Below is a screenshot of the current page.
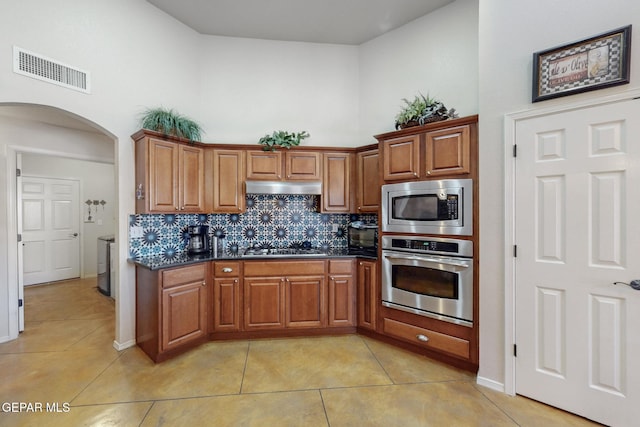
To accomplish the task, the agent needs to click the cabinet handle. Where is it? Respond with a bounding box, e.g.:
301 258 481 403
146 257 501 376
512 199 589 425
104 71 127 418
175 206 179 210
416 334 429 342
180 206 185 210
413 172 418 177
201 281 206 287
222 267 233 273
426 171 431 175
233 279 238 283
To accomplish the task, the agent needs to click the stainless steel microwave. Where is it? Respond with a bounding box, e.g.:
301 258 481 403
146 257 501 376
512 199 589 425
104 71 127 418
381 179 473 235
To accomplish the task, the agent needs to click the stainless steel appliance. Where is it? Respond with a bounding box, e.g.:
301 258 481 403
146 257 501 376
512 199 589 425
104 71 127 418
381 235 473 326
97 235 115 298
187 225 210 255
381 179 473 235
347 223 378 257
243 242 326 258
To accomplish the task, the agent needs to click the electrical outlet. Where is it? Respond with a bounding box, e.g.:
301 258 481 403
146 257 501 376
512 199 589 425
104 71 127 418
130 226 143 238
331 224 339 232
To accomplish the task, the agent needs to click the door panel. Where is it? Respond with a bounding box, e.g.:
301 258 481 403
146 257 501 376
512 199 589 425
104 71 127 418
21 177 80 285
514 98 640 425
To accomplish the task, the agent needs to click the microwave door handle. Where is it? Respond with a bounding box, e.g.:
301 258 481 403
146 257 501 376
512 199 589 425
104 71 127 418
384 254 470 268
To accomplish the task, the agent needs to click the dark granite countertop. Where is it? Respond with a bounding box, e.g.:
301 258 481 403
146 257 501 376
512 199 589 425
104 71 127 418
130 249 375 271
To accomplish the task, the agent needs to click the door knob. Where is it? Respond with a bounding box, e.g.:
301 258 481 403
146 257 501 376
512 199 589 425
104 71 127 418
614 280 640 290
70 233 78 237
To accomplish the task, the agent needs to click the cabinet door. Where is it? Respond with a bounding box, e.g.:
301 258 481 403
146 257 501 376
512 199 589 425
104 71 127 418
148 138 179 212
178 145 205 212
322 152 352 213
356 149 380 213
213 277 241 332
328 275 355 327
246 150 282 180
161 280 207 351
357 260 378 331
285 152 321 180
424 125 470 177
211 149 245 213
285 275 325 328
244 277 285 330
382 135 420 181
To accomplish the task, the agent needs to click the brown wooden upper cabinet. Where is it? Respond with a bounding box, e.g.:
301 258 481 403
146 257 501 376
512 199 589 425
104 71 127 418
381 134 421 181
246 150 321 181
134 135 205 214
207 149 245 213
377 116 477 182
322 152 353 213
424 125 471 178
356 148 380 212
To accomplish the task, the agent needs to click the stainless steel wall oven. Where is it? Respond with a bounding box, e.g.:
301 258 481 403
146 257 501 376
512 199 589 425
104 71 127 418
381 235 473 327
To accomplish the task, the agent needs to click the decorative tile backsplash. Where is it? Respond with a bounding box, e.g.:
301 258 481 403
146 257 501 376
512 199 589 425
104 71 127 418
129 194 377 260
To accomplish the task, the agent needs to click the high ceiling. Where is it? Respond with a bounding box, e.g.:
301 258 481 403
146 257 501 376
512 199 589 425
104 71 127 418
146 0 454 45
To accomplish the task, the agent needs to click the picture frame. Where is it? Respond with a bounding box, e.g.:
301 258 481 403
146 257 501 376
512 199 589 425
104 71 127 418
532 25 631 102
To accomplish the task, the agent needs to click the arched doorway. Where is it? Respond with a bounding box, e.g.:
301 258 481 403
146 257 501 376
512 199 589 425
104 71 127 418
0 103 119 344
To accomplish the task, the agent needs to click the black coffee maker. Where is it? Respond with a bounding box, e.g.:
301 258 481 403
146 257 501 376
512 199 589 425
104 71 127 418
187 225 210 255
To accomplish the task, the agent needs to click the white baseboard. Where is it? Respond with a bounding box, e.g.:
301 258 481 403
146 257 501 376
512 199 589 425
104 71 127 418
476 376 505 393
113 339 135 351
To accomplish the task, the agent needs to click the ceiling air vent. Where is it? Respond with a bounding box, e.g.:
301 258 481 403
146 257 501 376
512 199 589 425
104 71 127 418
13 46 90 94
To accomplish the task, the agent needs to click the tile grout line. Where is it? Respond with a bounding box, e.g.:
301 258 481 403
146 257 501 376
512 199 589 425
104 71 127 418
67 347 131 406
238 340 251 394
359 335 396 385
138 400 156 427
318 389 331 427
471 384 521 426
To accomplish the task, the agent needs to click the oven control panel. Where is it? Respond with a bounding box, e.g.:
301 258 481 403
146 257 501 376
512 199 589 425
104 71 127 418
382 235 473 258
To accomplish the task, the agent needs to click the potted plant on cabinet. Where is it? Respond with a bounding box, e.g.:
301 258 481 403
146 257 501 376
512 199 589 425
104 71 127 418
258 130 310 151
394 94 458 130
139 107 203 143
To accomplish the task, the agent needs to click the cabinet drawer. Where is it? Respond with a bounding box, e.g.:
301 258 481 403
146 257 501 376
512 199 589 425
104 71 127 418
244 260 325 276
328 259 353 275
214 261 241 277
162 264 207 289
383 318 470 359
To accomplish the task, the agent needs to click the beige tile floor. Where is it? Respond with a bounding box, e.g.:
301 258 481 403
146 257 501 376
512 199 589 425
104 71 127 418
0 278 600 426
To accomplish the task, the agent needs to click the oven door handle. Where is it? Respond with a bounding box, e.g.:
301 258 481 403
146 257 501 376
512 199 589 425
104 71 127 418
383 253 471 268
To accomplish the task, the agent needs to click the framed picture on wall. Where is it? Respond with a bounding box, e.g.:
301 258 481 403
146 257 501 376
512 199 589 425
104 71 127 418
532 25 632 102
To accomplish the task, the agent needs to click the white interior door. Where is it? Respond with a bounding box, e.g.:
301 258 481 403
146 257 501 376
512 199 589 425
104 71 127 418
514 97 640 425
21 176 80 286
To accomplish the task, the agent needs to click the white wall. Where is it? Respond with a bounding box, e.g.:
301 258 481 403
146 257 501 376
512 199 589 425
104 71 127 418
21 153 116 278
197 36 360 147
0 0 202 345
477 0 640 386
358 0 479 143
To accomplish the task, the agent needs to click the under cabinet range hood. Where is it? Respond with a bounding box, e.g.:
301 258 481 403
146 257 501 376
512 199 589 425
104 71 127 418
245 180 322 195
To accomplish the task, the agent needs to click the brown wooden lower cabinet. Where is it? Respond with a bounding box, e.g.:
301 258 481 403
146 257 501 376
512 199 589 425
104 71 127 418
136 263 209 362
244 277 285 329
285 275 325 328
243 260 326 330
328 259 356 327
357 259 377 331
212 261 242 332
137 257 475 370
383 318 470 360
